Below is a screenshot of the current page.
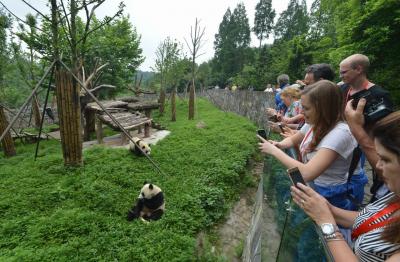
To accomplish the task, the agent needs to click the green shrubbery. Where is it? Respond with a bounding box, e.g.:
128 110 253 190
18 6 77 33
0 99 258 261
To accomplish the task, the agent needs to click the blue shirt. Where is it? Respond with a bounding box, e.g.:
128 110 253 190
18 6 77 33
275 83 290 114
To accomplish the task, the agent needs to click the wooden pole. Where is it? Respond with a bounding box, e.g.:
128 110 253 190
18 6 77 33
83 108 95 141
0 106 16 157
95 115 103 144
144 109 151 138
55 69 82 166
188 82 195 120
171 87 176 122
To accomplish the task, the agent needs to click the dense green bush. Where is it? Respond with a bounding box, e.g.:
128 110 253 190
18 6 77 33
0 98 258 261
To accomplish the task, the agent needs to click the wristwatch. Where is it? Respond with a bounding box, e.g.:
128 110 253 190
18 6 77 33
320 223 339 236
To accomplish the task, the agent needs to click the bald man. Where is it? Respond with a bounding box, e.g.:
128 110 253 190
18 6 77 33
340 54 393 202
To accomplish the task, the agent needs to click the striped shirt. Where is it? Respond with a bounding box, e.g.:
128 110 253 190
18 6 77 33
353 192 400 261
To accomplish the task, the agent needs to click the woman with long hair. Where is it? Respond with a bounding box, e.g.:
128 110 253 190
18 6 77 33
291 111 400 261
258 80 357 210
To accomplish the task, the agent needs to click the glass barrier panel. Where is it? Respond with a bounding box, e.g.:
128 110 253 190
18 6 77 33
263 151 334 261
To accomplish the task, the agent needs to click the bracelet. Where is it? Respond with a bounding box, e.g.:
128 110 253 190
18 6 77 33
324 231 344 241
326 238 345 242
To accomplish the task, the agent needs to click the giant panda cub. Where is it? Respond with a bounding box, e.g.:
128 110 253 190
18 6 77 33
127 182 165 221
129 137 151 156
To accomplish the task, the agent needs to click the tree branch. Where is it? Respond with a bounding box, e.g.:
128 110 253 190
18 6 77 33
0 1 43 32
76 2 124 45
21 0 51 22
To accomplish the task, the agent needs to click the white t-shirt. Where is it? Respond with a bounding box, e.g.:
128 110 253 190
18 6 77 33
299 122 357 187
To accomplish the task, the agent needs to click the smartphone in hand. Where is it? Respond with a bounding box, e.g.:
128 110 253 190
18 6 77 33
278 123 285 133
287 167 306 188
257 129 267 139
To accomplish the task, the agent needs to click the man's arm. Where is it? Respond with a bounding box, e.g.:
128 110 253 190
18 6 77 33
344 98 381 174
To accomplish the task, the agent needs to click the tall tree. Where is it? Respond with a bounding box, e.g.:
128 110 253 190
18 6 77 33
153 37 182 116
253 0 276 48
85 15 144 94
185 18 205 120
274 0 309 41
214 3 251 85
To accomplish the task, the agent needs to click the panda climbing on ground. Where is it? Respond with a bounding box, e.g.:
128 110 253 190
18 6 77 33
127 182 165 222
129 137 151 156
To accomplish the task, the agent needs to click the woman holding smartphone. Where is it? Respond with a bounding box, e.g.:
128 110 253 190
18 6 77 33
291 112 400 261
258 80 357 211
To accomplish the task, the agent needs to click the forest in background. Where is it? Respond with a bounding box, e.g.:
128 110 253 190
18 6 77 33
208 0 400 106
0 0 399 107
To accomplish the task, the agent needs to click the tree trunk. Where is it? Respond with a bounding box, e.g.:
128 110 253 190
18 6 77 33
55 69 82 166
51 93 57 108
32 94 42 128
0 106 16 157
159 88 166 115
171 87 176 121
83 108 95 141
188 82 195 120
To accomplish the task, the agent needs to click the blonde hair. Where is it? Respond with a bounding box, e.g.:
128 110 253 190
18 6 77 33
280 86 301 99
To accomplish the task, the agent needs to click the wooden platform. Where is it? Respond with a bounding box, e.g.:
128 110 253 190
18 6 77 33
96 111 152 144
86 100 128 113
85 99 160 143
97 112 151 131
127 101 159 111
11 130 49 144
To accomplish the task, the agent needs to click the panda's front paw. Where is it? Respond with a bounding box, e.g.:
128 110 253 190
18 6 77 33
127 209 139 221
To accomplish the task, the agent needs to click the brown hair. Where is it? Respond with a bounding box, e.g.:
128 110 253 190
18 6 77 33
301 80 344 151
372 111 400 244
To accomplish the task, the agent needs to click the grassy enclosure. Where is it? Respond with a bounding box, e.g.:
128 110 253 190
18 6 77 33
0 99 259 261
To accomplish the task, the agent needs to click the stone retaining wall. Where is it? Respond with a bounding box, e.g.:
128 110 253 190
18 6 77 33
199 89 276 129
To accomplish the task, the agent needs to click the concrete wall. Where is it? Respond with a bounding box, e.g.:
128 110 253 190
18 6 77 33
199 89 276 130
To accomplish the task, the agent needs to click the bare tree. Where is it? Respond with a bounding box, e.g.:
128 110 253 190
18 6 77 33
153 38 181 116
126 74 155 97
185 18 205 120
153 41 166 115
80 61 115 141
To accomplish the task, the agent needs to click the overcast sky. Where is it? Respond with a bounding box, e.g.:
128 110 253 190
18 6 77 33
2 0 312 71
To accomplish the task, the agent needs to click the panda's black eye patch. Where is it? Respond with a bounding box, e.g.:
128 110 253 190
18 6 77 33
141 192 145 197
142 146 145 149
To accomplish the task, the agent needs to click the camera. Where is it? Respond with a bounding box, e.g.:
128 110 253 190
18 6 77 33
350 89 393 124
257 129 268 139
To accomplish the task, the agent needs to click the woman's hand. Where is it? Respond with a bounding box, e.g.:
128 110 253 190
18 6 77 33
281 126 297 138
266 108 277 117
291 183 335 225
257 135 281 155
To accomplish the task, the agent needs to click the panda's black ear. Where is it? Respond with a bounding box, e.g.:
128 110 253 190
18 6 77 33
149 184 153 190
143 181 147 185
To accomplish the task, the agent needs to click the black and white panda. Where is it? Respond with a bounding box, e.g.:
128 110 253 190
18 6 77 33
127 182 165 221
129 137 151 156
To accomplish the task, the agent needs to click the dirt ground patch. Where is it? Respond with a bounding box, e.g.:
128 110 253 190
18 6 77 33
195 160 278 261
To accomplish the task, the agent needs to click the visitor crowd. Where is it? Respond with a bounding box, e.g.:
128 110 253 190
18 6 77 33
258 54 400 261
